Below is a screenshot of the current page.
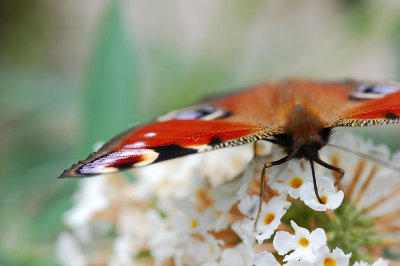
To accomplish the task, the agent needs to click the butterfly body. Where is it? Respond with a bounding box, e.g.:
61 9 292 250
60 80 400 178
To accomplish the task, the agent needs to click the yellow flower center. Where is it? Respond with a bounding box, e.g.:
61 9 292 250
190 219 198 229
324 257 336 266
289 176 303 188
320 195 328 204
209 244 214 254
263 213 275 225
298 237 309 247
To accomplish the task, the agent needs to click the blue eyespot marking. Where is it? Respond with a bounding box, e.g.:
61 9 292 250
351 81 400 99
174 106 216 120
157 105 232 122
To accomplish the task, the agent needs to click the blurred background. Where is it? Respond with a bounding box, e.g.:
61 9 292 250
1 0 400 264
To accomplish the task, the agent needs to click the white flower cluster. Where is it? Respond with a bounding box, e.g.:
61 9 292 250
56 132 400 266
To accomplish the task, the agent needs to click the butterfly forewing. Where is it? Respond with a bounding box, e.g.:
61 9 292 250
334 90 400 126
60 80 400 178
60 119 281 177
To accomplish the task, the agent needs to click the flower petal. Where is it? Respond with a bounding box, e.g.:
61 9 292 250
238 194 259 218
284 247 315 262
251 251 280 266
300 177 344 211
290 220 311 238
308 228 327 250
273 231 297 255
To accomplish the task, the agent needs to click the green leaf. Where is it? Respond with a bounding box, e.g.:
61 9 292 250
81 0 141 154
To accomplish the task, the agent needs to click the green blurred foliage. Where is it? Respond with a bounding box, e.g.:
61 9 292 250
1 0 400 264
81 0 141 154
0 0 141 264
0 67 78 264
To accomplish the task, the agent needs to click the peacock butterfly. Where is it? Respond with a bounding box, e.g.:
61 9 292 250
60 80 400 221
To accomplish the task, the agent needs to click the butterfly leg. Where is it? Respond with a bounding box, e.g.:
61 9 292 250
313 157 345 184
309 160 323 204
254 155 292 231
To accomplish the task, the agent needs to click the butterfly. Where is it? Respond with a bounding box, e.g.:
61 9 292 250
60 80 400 225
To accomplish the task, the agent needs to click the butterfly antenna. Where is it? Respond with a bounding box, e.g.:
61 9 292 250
254 148 298 231
327 143 400 172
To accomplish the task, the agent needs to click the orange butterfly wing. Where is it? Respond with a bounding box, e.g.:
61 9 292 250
335 91 400 125
60 80 400 177
60 119 280 177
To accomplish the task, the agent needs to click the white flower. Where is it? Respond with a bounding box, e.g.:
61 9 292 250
254 140 273 157
353 258 389 266
149 227 181 264
199 144 254 187
231 219 255 247
173 199 217 233
63 177 109 228
268 160 313 199
251 251 280 266
131 155 201 203
371 259 389 266
284 260 313 266
235 194 291 245
62 176 109 242
133 143 254 199
218 244 247 266
109 236 134 266
238 194 259 218
175 233 223 265
273 220 327 263
218 244 279 266
299 176 344 211
315 246 351 266
255 196 292 244
212 160 255 212
55 233 86 266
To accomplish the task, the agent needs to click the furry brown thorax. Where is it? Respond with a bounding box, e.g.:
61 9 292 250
273 103 332 160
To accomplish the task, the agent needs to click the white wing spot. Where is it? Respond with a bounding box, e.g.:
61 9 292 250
93 141 105 152
125 141 146 148
144 132 156 137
